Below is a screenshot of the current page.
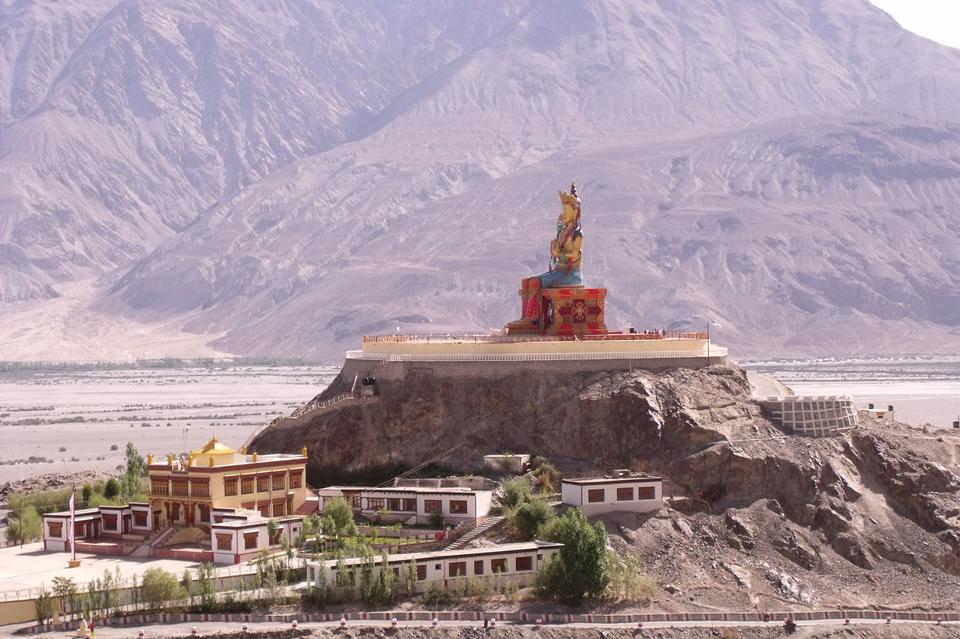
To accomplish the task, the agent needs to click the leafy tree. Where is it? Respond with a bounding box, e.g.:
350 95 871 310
51 576 78 620
103 478 120 499
34 587 54 626
181 569 193 606
509 499 555 541
607 552 656 602
533 461 562 493
428 511 445 529
6 505 42 546
196 563 217 611
141 567 184 610
123 443 148 497
500 478 533 509
534 508 610 601
323 497 354 535
81 484 93 505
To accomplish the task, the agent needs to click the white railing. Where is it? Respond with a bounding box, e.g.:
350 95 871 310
346 348 727 363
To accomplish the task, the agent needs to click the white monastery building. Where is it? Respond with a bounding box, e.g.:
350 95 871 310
561 473 663 515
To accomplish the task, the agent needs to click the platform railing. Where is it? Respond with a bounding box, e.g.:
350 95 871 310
347 348 727 362
362 331 710 344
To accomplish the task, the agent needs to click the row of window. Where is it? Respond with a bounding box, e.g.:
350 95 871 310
225 471 303 496
587 486 656 503
215 529 289 552
332 555 534 586
364 498 468 514
151 480 210 497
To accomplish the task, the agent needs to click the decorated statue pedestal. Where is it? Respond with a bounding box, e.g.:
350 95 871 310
505 183 608 337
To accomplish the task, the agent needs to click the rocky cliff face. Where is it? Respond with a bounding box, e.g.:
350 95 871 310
253 361 960 607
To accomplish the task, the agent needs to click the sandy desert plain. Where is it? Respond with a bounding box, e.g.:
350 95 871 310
1 356 957 489
0 364 338 485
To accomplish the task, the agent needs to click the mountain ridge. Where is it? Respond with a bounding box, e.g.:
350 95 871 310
1 0 960 360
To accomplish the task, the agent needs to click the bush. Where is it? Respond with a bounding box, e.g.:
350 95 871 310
103 478 120 499
500 478 533 509
509 499 555 540
534 508 609 601
141 567 184 610
428 511 445 529
607 552 656 602
534 461 561 493
323 497 354 535
5 505 42 545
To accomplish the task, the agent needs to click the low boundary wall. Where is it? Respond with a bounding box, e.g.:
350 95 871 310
14 608 960 633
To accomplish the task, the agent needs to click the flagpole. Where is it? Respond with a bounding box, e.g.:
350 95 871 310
70 484 77 565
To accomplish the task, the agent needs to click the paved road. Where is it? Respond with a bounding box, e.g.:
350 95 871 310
15 617 959 638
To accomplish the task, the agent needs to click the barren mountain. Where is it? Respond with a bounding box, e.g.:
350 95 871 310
2 0 960 359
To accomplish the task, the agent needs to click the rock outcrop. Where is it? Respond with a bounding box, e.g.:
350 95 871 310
252 361 960 608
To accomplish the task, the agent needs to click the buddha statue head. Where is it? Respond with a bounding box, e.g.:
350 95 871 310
558 182 580 230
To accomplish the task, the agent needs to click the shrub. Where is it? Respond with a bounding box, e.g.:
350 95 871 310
534 508 610 601
422 581 456 605
324 497 354 535
607 552 656 602
534 461 561 493
500 478 533 509
428 511 445 529
141 567 184 610
110 443 119 451
509 499 555 540
103 478 120 499
5 505 41 545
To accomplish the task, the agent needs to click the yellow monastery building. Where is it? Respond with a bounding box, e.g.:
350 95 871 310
42 437 313 564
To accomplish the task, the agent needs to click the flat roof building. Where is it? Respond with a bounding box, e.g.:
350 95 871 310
561 473 663 515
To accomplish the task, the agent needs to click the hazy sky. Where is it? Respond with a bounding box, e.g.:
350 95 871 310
868 1 960 48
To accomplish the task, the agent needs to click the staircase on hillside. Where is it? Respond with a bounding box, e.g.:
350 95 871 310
446 516 505 551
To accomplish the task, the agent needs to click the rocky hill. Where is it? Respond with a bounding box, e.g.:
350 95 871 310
0 0 959 359
252 361 960 610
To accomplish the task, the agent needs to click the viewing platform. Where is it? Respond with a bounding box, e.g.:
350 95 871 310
348 331 726 363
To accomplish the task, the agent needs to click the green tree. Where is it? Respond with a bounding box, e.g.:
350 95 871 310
534 508 610 601
34 587 54 626
323 497 354 535
51 576 78 621
123 443 148 497
81 484 93 505
196 563 216 611
181 569 193 607
6 504 42 546
509 499 555 540
103 478 120 499
141 567 184 610
500 478 533 509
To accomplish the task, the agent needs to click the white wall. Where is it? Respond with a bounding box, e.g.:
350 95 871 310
310 545 559 594
562 481 663 516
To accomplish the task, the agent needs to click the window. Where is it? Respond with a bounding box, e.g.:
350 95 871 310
241 478 255 494
637 486 656 500
491 558 507 573
216 533 232 551
289 470 303 488
616 487 634 501
273 473 285 490
225 477 239 496
273 501 286 516
258 504 269 517
449 500 468 514
103 514 118 529
515 556 533 571
48 522 63 538
191 481 210 498
243 531 259 550
424 499 442 513
151 480 168 496
366 497 385 510
387 498 401 511
172 482 188 497
416 565 427 581
134 511 147 527
257 476 270 492
198 506 210 523
587 488 605 503
448 561 467 577
402 498 417 512
474 560 484 575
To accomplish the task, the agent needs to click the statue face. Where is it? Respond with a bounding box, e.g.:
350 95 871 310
558 201 578 227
